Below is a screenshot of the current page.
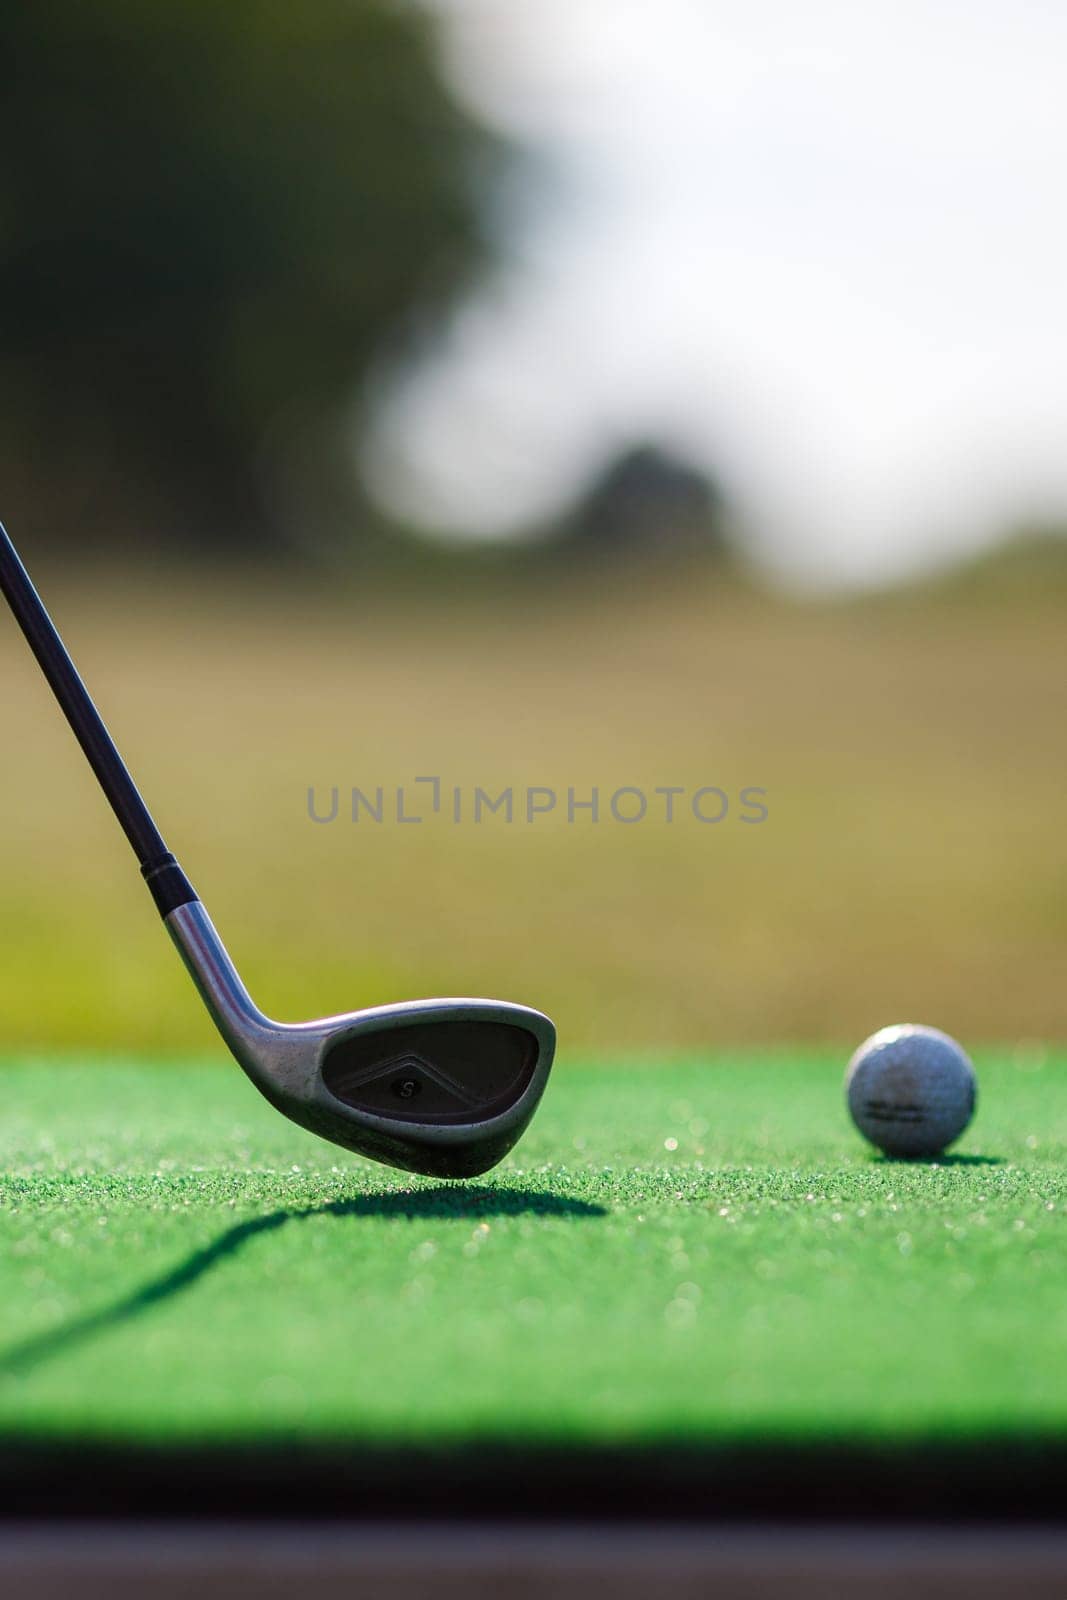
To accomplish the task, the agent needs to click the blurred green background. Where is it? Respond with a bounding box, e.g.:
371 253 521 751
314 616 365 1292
1 2 1065 1056
3 557 1065 1053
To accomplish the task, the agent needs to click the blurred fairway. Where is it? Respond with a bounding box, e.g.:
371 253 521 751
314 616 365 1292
0 1048 1065 1441
0 561 1064 1052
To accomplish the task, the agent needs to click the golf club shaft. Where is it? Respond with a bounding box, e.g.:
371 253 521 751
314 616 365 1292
0 519 197 915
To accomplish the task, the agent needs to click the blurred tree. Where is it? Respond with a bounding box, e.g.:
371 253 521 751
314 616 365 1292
560 442 728 564
0 1 498 556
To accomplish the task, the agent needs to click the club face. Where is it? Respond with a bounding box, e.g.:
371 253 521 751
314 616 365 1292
321 1016 541 1124
311 1003 554 1177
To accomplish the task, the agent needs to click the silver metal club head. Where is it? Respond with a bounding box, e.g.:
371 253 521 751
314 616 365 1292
167 902 556 1177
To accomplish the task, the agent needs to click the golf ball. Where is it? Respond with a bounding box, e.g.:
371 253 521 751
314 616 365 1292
845 1024 976 1158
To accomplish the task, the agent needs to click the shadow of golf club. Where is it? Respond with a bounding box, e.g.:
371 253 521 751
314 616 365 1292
0 1185 606 1378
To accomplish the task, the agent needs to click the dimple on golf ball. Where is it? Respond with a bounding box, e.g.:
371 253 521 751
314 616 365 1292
845 1024 977 1158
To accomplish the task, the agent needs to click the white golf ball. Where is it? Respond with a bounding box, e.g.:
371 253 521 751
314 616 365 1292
845 1024 977 1158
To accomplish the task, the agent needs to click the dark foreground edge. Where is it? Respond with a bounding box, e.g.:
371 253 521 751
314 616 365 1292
1 1435 1066 1522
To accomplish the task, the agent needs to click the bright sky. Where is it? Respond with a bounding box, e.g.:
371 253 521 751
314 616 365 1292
364 0 1067 586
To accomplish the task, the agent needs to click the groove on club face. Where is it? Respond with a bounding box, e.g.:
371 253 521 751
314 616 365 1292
321 1020 540 1124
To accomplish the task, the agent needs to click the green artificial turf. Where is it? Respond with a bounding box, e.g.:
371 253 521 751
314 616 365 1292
0 1050 1065 1445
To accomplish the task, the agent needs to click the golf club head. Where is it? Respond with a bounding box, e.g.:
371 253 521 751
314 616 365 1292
166 902 555 1177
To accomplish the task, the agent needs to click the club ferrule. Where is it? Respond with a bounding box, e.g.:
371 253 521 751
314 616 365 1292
141 854 199 917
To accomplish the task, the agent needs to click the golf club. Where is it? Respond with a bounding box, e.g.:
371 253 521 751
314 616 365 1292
0 519 555 1177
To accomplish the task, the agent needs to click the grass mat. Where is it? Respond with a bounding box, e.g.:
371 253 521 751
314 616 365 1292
1 1050 1065 1445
